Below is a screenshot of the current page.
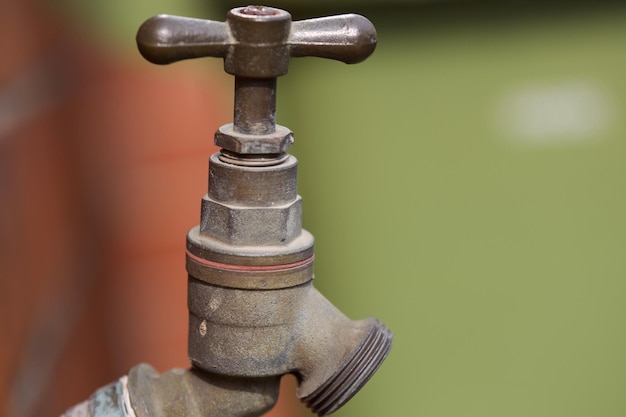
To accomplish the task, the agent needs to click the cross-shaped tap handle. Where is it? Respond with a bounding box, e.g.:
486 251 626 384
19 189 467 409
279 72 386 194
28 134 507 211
137 5 377 147
137 6 376 76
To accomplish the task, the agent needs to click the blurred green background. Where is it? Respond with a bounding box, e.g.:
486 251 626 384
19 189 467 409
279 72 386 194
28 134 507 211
53 1 626 416
278 3 626 417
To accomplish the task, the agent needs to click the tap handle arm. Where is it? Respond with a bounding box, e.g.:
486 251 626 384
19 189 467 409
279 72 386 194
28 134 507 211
289 14 377 65
136 15 230 65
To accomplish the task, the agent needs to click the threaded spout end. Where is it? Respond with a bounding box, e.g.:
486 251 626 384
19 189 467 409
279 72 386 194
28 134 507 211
301 320 392 416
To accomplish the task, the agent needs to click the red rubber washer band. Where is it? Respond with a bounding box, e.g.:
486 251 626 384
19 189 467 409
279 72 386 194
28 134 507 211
186 250 314 272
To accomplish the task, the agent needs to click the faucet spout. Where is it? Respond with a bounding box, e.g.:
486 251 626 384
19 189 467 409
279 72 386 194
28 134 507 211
293 287 392 415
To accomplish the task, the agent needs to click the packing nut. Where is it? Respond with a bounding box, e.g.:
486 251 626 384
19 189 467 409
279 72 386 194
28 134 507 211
200 195 302 246
215 124 294 155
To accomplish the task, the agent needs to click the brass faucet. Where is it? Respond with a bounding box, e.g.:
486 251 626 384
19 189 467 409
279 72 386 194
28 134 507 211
62 6 391 417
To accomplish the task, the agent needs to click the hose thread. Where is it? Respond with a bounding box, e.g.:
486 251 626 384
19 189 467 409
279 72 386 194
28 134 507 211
302 320 393 416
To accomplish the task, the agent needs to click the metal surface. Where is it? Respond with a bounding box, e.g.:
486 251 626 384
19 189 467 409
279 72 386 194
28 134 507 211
129 365 280 417
62 5 391 417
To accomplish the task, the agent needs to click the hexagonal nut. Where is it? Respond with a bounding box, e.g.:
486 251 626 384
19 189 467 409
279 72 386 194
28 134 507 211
199 195 302 245
215 123 294 154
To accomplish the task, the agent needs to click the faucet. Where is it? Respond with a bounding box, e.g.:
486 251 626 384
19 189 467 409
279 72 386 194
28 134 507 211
62 6 391 417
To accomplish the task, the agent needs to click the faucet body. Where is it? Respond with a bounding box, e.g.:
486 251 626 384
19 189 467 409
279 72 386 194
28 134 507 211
62 6 391 417
186 153 390 412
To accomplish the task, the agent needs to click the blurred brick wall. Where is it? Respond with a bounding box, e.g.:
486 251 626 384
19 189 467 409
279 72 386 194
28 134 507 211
0 2 300 416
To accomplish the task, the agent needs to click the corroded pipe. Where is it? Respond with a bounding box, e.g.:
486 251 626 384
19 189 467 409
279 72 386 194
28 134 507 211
62 367 280 417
